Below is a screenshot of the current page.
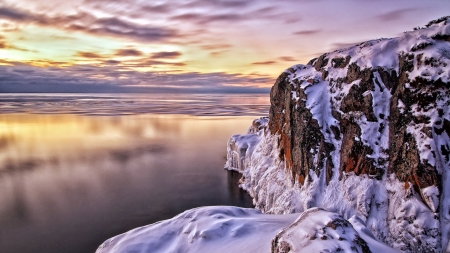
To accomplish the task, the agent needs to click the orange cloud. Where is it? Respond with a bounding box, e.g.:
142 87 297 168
251 61 277 65
115 49 143 57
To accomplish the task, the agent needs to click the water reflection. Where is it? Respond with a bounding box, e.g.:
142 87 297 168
0 93 270 116
0 113 255 253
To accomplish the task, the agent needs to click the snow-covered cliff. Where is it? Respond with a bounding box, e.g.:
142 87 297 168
97 17 450 253
226 17 450 252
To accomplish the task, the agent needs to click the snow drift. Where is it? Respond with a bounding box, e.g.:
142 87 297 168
96 206 398 253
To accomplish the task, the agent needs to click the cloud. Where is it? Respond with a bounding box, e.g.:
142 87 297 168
184 0 252 9
0 35 8 48
68 16 180 42
115 48 143 57
150 51 181 59
328 41 362 51
142 59 185 66
293 30 320 35
171 13 246 24
104 60 121 65
201 44 232 50
170 4 288 25
252 61 277 65
278 56 297 61
0 35 32 51
139 3 173 13
0 6 180 43
0 7 33 21
0 61 273 93
77 51 104 58
376 8 416 22
209 51 227 56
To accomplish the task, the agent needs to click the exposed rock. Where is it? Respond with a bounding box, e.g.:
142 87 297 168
271 208 398 253
226 17 450 253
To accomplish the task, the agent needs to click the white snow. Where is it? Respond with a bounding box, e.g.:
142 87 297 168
97 206 400 253
96 206 299 253
273 208 400 253
349 215 403 253
224 118 267 173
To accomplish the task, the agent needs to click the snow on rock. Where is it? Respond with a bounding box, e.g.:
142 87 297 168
96 206 296 253
97 206 398 253
224 117 268 173
349 215 403 253
226 16 450 253
272 208 401 253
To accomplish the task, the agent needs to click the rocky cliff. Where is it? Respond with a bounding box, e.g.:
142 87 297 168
226 17 450 252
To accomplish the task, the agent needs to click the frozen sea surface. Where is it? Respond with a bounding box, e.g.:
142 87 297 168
0 93 269 253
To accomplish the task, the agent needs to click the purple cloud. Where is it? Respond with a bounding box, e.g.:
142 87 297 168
376 8 416 22
151 51 182 59
279 56 297 62
77 52 104 58
115 49 143 57
293 30 320 36
0 6 180 42
0 61 273 93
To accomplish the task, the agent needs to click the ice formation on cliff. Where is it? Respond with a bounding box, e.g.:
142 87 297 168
225 17 450 252
97 17 450 253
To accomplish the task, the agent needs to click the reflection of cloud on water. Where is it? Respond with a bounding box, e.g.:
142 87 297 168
2 174 30 225
0 136 15 151
109 145 167 163
0 158 44 174
0 113 256 253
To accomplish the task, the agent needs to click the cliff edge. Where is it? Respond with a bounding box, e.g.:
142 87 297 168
226 16 450 252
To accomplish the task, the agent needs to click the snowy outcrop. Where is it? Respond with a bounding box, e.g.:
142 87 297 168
96 206 398 253
96 206 298 253
225 117 268 173
226 17 450 252
271 208 401 253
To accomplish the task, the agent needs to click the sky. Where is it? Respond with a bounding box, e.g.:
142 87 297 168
0 0 449 93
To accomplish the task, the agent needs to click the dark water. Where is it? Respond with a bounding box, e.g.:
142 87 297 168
0 94 270 253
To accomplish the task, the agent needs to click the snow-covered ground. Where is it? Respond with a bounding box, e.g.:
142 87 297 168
96 206 298 253
96 206 398 253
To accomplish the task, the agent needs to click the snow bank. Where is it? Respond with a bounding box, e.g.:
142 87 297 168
272 208 401 253
97 206 399 253
96 206 298 253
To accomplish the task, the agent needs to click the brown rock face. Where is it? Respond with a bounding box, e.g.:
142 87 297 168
270 73 323 184
270 47 446 198
265 17 450 252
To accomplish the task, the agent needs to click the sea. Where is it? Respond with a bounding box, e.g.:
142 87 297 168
0 93 270 253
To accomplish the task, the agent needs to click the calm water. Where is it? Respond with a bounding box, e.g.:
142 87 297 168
0 93 270 253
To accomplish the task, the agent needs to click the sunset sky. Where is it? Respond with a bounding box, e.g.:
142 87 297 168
0 0 449 93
